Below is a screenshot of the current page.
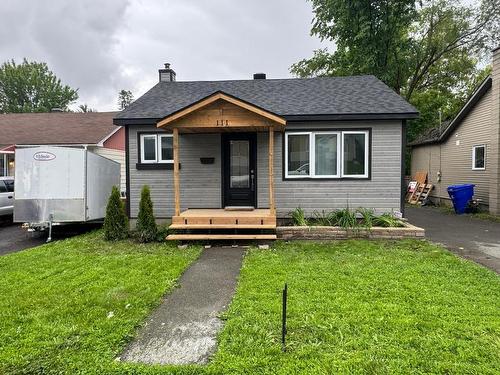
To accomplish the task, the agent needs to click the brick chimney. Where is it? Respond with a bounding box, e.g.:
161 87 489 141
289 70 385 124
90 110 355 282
159 63 176 82
490 46 500 214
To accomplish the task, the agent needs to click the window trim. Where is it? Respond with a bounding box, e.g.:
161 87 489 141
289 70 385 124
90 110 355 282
284 129 370 180
341 130 369 178
139 133 174 164
472 144 486 170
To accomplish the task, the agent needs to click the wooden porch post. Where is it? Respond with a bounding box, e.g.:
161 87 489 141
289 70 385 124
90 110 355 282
173 128 180 216
269 126 275 215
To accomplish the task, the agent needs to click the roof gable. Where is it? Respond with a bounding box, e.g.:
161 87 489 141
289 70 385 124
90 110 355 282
410 77 492 147
157 91 286 131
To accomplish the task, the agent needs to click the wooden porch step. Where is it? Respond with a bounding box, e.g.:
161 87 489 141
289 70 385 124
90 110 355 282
169 224 276 230
172 216 276 226
166 234 277 241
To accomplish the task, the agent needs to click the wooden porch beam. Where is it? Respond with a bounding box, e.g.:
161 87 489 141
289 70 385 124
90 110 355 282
269 127 275 215
173 128 180 216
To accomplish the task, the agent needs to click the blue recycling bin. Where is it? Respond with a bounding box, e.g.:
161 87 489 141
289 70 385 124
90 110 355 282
447 184 475 214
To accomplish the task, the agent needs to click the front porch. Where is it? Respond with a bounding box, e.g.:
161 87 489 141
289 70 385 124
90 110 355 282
158 91 285 240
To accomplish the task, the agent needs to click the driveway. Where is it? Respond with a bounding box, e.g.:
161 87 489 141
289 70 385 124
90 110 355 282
0 218 101 256
0 218 46 256
406 206 500 273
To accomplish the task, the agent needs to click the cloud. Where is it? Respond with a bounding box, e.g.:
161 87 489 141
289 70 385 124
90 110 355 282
0 0 330 111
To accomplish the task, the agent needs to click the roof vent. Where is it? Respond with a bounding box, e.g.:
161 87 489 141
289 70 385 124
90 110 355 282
50 108 63 112
159 63 176 82
253 73 266 80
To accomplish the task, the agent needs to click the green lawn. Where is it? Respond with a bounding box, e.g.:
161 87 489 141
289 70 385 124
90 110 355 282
1 237 499 374
0 231 201 374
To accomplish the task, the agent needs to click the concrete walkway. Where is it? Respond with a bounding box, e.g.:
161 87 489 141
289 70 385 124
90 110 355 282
406 206 500 273
121 246 245 365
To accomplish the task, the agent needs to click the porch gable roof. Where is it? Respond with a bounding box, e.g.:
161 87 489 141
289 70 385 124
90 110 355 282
157 91 287 132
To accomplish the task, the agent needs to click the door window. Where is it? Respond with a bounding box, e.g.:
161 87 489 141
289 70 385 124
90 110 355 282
230 140 250 188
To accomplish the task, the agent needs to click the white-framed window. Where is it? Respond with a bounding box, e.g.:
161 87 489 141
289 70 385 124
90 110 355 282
285 130 369 179
140 134 173 164
342 131 369 178
472 144 486 170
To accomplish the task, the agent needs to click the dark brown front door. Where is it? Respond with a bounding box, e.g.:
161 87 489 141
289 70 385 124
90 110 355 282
222 133 257 207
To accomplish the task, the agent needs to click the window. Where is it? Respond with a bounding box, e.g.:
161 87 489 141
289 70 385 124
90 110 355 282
140 134 173 163
315 133 339 177
472 145 486 170
159 135 173 162
286 133 310 176
285 130 369 179
4 179 14 192
342 131 369 177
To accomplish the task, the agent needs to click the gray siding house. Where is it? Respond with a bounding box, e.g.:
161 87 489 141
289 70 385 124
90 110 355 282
114 65 417 239
410 47 500 215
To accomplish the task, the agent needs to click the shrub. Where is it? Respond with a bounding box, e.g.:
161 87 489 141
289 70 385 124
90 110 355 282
312 210 336 226
136 185 157 243
156 224 171 242
291 207 308 226
103 186 128 241
357 208 375 229
334 208 358 229
373 213 404 228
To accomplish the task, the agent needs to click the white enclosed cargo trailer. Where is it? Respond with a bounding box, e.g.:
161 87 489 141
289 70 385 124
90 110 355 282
14 146 120 228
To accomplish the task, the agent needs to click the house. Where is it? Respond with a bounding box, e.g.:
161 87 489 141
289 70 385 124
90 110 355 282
410 47 500 215
0 112 126 193
114 64 418 239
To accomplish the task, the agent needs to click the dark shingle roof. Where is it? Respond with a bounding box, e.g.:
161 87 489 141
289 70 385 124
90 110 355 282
0 112 119 146
115 75 418 124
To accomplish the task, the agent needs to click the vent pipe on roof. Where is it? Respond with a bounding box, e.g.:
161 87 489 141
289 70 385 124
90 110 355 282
50 108 63 112
253 73 266 80
159 63 176 82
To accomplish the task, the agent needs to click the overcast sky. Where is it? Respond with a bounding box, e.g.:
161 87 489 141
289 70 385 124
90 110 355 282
0 0 332 112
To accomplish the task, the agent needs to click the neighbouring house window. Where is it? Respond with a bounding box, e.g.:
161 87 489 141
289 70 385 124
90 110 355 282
7 154 14 176
0 155 5 177
472 145 486 170
285 130 369 179
140 134 173 163
0 153 14 177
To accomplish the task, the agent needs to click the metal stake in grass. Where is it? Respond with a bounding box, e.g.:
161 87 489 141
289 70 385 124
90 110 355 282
282 283 287 352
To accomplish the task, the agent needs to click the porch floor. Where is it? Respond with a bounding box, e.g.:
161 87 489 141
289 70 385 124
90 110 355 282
167 208 277 240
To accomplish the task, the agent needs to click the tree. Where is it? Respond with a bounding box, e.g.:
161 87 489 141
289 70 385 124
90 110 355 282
103 186 128 241
291 0 500 141
136 185 157 243
0 58 78 113
78 104 97 113
118 89 133 110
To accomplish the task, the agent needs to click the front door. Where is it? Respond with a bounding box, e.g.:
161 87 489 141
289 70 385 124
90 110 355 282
222 133 256 207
